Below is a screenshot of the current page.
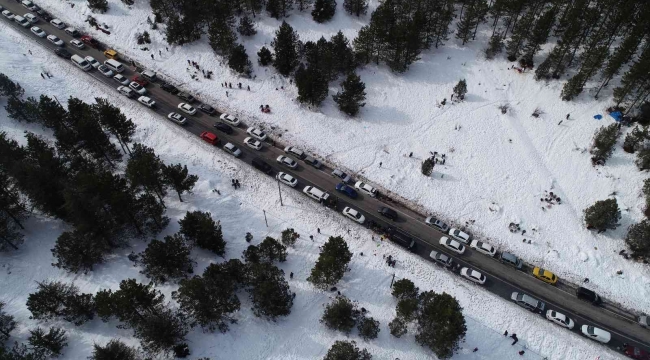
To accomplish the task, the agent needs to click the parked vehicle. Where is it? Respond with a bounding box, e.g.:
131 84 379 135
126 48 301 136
581 325 611 344
244 137 262 150
70 55 91 71
104 59 124 73
354 181 378 198
2 10 15 20
252 158 272 174
220 113 240 126
510 292 545 313
304 156 322 169
276 155 297 169
24 13 37 24
460 268 486 285
161 82 179 94
213 122 233 134
117 86 135 98
469 240 497 257
223 143 242 157
137 96 156 108
21 1 39 11
178 91 195 103
576 287 602 305
131 75 148 87
440 237 465 254
113 74 129 85
247 127 267 141
141 70 157 82
625 345 650 360
448 228 470 243
81 35 100 49
97 65 114 77
500 252 523 269
50 18 65 29
103 49 118 59
545 310 574 329
303 186 330 203
424 216 449 232
178 103 196 115
85 56 101 69
167 112 187 125
639 315 649 329
533 267 558 285
54 48 72 59
388 229 416 251
335 183 358 199
199 104 216 115
332 169 352 183
30 26 45 37
378 206 397 221
14 15 30 27
342 207 365 224
129 82 146 95
429 250 453 268
276 172 297 188
284 146 305 159
64 27 79 37
46 34 63 46
70 39 85 49
200 132 218 145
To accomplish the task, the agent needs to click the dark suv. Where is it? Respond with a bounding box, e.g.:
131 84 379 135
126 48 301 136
54 48 72 59
161 82 178 94
178 91 195 103
378 206 397 221
576 287 602 305
387 228 416 251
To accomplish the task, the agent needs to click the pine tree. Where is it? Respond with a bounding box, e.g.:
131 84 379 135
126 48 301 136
257 46 274 66
208 19 236 56
330 31 356 74
520 7 556 63
320 296 358 333
595 24 645 98
312 0 336 23
228 44 253 77
0 73 24 98
281 228 300 247
613 44 650 109
26 281 95 326
173 274 240 332
258 236 288 263
389 317 407 337
295 0 313 12
243 244 261 264
456 0 488 45
165 15 203 46
28 327 68 358
87 0 109 13
637 147 650 171
421 157 434 176
324 340 372 360
353 25 377 65
90 339 139 360
333 72 366 116
396 297 418 321
0 213 24 251
272 21 300 76
625 126 650 153
135 192 170 235
484 34 503 60
178 211 225 256
237 15 257 36
357 316 380 340
391 278 418 299
93 98 136 155
626 220 650 258
266 0 292 19
343 0 367 17
140 234 193 283
96 279 165 324
51 230 108 273
584 198 621 232
308 236 352 289
162 163 198 202
295 64 329 106
0 302 16 342
415 291 466 359
247 263 293 319
305 37 336 81
453 79 467 101
590 124 620 164
126 144 167 205
133 308 189 356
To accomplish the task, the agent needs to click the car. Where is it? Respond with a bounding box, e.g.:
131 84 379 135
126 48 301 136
424 216 449 232
336 183 358 199
167 112 187 125
213 122 233 134
97 65 114 77
304 156 322 169
70 39 85 49
545 310 574 329
429 250 453 268
199 104 216 115
510 292 545 312
354 181 377 198
161 82 178 94
247 127 267 141
24 13 38 24
46 34 63 46
387 229 417 250
331 169 352 183
220 113 240 126
178 103 196 115
252 158 272 174
50 18 65 29
113 74 130 85
54 48 72 59
500 252 523 269
223 143 242 157
532 267 558 285
117 86 135 98
85 56 101 69
1 10 14 20
200 131 218 145
625 345 650 360
131 75 148 87
36 9 51 21
30 26 46 37
64 27 79 37
22 1 39 11
581 325 611 344
141 70 157 82
14 16 30 27
303 186 330 203
576 287 602 305
103 49 118 59
276 172 297 188
81 35 99 49
244 137 262 151
137 96 156 108
469 240 496 257
277 155 297 169
128 82 146 95
378 206 397 221
460 268 486 285
284 146 305 159
342 207 365 224
639 315 649 329
178 91 195 102
448 228 470 243
440 237 466 254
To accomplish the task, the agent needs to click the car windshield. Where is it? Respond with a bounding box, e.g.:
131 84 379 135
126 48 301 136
586 326 594 335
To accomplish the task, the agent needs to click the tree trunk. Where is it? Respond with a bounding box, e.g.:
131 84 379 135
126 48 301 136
3 208 24 229
0 236 18 250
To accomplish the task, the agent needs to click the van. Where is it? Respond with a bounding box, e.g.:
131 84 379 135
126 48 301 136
24 13 37 24
117 86 135 98
103 49 118 59
251 158 272 174
104 59 124 73
511 292 545 312
576 287 602 305
500 252 523 269
64 27 79 37
303 186 330 203
387 228 416 251
141 70 157 82
70 55 91 71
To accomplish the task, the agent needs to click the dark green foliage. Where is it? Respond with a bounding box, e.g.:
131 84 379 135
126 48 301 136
295 0 313 11
164 15 202 46
272 22 300 76
95 279 165 323
321 296 358 334
456 0 488 45
51 230 108 273
0 73 24 98
396 298 418 322
305 37 336 81
204 259 248 289
312 0 336 23
4 96 41 124
295 65 329 106
415 291 466 359
266 0 293 19
333 73 366 116
308 236 352 289
637 147 650 171
357 316 380 340
258 237 288 263
0 213 24 251
237 15 257 36
453 80 467 101
178 211 225 256
257 46 274 66
243 244 261 263
421 157 434 176
173 343 190 358
93 98 136 155
137 31 151 45
245 232 253 242
590 124 620 164
26 281 95 326
521 7 556 62
140 234 193 283
28 327 68 358
208 20 236 56
626 220 650 259
389 317 407 337
353 25 377 66
162 163 198 202
126 143 167 204
584 198 621 231
323 340 372 360
87 0 108 13
90 339 139 360
623 126 648 153
0 302 16 342
484 34 503 60
247 263 293 320
132 307 189 356
343 0 367 17
330 31 356 75
228 44 253 77
0 170 26 230
391 278 418 299
281 228 300 246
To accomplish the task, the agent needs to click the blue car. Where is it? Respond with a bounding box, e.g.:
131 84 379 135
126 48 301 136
336 183 358 199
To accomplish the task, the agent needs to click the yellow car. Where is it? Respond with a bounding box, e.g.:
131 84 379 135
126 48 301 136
103 49 118 59
533 267 558 285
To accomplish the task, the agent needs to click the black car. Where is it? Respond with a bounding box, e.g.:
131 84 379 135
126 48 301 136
213 122 233 134
388 230 416 251
252 158 272 174
199 104 216 115
178 91 195 103
54 48 72 59
37 10 52 21
161 82 178 94
378 206 398 221
576 287 602 305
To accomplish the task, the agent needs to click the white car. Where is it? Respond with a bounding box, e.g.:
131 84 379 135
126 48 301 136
129 82 146 95
469 240 497 257
46 34 63 46
30 26 46 37
439 236 465 254
219 113 240 126
2 10 14 20
22 1 39 11
167 112 187 125
97 65 114 77
243 137 262 151
14 16 30 27
85 56 101 69
277 155 297 169
69 39 85 49
580 325 611 344
113 74 129 85
24 13 37 23
223 142 242 157
342 207 365 224
448 228 471 243
354 181 377 198
117 86 134 98
247 127 267 141
50 18 65 29
178 102 196 115
545 310 574 329
284 146 304 159
137 96 156 108
276 172 297 188
460 268 486 285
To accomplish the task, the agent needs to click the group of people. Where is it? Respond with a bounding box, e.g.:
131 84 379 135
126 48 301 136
385 254 397 267
260 104 271 113
231 179 241 189
504 331 526 356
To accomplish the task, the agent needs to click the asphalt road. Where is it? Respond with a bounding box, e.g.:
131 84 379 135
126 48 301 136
1 2 648 357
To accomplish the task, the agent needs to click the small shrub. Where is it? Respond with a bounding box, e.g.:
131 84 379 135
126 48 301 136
584 198 621 232
389 317 407 337
357 316 380 340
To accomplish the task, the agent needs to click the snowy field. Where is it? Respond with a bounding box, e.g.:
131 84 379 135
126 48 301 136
0 20 627 360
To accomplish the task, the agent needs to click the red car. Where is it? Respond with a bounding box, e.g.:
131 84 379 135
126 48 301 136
200 132 219 145
80 35 100 49
131 75 149 87
626 346 650 360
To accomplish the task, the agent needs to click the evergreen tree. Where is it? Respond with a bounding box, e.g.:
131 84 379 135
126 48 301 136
0 302 16 342
0 73 24 98
95 279 165 324
4 96 41 124
178 211 225 256
330 31 356 74
173 274 240 332
135 192 170 235
415 291 466 359
312 0 336 23
237 15 257 36
453 79 467 101
228 44 253 77
266 0 292 19
421 157 434 176
87 0 109 13
165 15 203 46
343 0 367 17
391 278 418 299
484 34 503 60
258 236 288 263
308 236 352 289
126 144 167 205
324 340 372 360
595 24 645 98
321 296 358 334
140 234 193 283
93 98 136 155
258 46 274 66
613 44 650 109
520 7 556 63
121 0 134 5
245 232 254 242
332 72 366 116
584 198 621 232
133 308 189 356
90 339 139 360
162 163 197 202
281 228 300 247
626 220 650 258
295 65 329 106
26 281 95 326
295 0 313 12
0 213 24 251
51 230 108 273
272 22 300 76
28 327 68 358
357 316 380 340
456 0 488 45
389 317 407 337
353 25 377 65
247 263 293 319
208 20 237 56
304 38 336 80
636 147 650 171
243 244 261 264
590 123 620 164
396 298 418 321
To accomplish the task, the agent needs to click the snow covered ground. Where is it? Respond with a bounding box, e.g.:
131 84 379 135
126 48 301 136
0 20 628 360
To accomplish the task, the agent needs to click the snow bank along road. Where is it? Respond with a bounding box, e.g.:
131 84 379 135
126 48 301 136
0 2 647 355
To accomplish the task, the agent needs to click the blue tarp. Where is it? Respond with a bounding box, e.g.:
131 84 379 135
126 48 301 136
610 111 623 122
594 114 603 120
